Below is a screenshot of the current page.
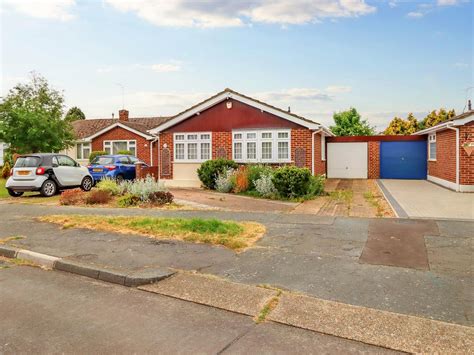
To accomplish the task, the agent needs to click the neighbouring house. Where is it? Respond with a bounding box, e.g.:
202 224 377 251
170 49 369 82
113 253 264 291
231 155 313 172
414 110 474 192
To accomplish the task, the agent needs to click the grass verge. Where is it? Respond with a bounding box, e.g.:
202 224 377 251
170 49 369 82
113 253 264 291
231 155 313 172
0 179 8 198
38 215 266 251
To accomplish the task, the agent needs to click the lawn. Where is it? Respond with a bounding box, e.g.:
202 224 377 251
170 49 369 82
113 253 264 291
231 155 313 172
38 215 266 251
0 179 9 198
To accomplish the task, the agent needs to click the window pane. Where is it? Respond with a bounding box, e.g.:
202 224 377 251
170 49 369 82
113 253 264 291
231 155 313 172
112 141 128 154
105 147 111 155
429 142 436 159
76 144 82 159
187 134 198 140
247 142 256 159
200 134 210 140
128 141 136 147
175 134 185 141
278 141 289 159
278 132 289 139
201 142 210 160
129 147 136 156
234 142 242 160
262 132 272 139
188 143 198 159
247 132 257 139
234 133 242 140
175 143 185 160
83 147 91 159
262 142 272 159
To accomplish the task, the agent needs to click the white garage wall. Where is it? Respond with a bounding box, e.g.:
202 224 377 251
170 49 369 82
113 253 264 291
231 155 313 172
327 142 368 179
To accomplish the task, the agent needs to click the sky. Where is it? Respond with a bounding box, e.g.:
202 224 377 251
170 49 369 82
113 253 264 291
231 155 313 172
1 0 472 131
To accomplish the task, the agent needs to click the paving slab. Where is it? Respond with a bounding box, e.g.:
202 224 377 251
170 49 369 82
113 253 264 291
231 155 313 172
269 293 474 354
140 272 277 316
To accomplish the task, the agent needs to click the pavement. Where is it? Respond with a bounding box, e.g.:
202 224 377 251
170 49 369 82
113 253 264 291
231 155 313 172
379 179 474 220
1 265 390 354
0 203 472 327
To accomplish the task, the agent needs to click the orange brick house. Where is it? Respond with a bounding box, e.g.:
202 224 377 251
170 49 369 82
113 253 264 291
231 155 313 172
414 110 474 192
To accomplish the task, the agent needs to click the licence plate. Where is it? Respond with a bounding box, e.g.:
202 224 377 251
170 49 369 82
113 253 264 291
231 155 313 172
93 168 103 172
18 170 30 176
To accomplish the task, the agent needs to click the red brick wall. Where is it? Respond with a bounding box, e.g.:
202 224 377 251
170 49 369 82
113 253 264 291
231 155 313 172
368 141 380 179
159 132 173 179
428 129 456 183
313 133 326 175
460 122 474 185
91 127 151 165
291 129 312 171
212 132 232 160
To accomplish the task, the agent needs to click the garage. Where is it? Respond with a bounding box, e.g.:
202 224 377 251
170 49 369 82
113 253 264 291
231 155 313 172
380 141 427 179
327 142 368 178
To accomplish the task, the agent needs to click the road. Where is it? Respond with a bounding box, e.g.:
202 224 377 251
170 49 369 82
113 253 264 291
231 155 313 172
0 263 390 354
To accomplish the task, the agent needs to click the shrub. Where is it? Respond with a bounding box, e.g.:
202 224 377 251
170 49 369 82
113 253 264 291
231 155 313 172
272 166 312 199
89 151 107 162
148 191 174 205
85 190 112 205
234 166 249 193
197 159 238 189
215 168 235 193
117 150 133 155
124 176 166 202
307 174 325 197
97 178 121 196
247 164 273 190
1 161 11 179
117 193 141 208
60 188 86 205
254 172 277 198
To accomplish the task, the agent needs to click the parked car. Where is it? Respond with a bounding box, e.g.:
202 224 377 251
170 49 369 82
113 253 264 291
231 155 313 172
6 153 93 197
87 155 146 182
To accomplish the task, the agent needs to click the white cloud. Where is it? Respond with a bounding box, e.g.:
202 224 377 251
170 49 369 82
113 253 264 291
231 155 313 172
150 63 181 73
255 88 333 102
437 0 458 6
407 11 424 18
97 62 182 74
1 0 76 21
105 0 376 28
454 62 469 68
325 85 352 94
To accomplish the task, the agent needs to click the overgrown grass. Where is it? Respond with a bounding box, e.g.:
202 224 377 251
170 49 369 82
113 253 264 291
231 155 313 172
329 190 353 204
255 293 281 323
38 215 266 251
364 191 385 217
0 236 25 244
0 179 8 198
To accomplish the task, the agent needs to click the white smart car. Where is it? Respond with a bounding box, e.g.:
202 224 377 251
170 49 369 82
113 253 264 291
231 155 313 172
6 153 93 197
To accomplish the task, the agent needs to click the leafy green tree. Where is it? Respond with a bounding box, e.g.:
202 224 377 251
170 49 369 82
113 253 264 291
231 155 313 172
330 108 375 136
0 73 74 154
419 108 455 130
383 113 419 135
65 106 86 122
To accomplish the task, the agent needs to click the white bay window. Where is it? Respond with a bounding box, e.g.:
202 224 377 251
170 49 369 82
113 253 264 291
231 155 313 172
174 132 212 162
232 129 291 163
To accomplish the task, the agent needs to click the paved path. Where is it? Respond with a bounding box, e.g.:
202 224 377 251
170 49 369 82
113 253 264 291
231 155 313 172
379 179 474 220
0 265 389 354
0 203 472 326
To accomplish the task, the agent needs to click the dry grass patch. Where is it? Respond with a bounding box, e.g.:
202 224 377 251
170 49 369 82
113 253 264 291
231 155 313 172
38 215 265 251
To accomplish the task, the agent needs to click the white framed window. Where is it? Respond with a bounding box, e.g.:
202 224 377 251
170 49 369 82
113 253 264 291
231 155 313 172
76 142 91 160
103 140 136 156
174 132 212 162
428 133 436 161
232 129 291 163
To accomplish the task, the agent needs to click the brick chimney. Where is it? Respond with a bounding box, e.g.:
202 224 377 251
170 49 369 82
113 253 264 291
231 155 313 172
119 109 129 121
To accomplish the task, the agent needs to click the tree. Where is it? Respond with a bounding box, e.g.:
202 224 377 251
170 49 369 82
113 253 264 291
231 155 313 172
330 108 375 136
0 72 75 154
65 106 86 122
419 108 455 130
383 113 419 135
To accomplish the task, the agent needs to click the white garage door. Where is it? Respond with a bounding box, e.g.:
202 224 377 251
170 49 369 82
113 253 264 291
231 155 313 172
327 142 368 179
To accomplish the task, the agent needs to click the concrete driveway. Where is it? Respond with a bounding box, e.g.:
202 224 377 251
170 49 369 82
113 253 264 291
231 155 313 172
378 180 474 220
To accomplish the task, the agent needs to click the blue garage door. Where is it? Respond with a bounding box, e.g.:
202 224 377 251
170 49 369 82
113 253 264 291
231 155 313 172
380 141 427 179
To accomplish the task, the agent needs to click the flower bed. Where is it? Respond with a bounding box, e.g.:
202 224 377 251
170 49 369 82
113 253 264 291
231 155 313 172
59 176 174 208
197 159 325 201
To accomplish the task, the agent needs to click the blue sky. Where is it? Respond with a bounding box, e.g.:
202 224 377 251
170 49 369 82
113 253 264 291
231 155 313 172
1 0 472 130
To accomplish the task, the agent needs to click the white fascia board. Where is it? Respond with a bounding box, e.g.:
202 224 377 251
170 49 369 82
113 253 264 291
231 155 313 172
85 123 154 140
149 91 320 134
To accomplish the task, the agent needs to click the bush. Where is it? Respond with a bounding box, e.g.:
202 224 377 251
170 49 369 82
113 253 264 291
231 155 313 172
60 188 86 205
89 151 107 162
122 176 166 202
272 166 312 199
197 159 238 189
254 172 277 198
307 174 325 197
234 166 249 193
247 164 273 190
97 178 120 196
85 190 112 205
215 168 235 193
117 150 133 155
117 193 141 208
1 161 11 179
148 191 174 205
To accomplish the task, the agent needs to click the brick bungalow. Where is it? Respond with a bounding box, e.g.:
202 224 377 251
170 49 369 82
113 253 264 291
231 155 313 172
414 110 474 192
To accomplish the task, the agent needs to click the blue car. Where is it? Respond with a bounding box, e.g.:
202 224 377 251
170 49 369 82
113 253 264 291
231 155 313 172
88 155 146 182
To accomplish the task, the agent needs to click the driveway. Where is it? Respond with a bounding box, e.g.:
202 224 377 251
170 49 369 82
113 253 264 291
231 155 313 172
378 180 474 220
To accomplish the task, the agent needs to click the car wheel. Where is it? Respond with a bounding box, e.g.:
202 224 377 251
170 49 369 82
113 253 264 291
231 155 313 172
7 189 24 197
40 179 57 197
80 176 93 191
115 174 124 183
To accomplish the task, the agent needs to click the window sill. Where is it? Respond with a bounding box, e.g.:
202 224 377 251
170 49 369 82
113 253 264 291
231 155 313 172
174 160 210 164
428 159 437 162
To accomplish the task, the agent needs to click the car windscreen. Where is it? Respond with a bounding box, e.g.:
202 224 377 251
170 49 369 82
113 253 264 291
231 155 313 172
90 157 115 165
14 156 41 168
